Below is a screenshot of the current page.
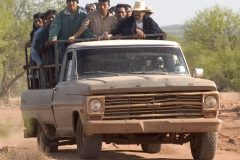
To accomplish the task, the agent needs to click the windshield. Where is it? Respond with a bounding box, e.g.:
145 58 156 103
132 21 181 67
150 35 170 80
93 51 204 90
77 46 189 78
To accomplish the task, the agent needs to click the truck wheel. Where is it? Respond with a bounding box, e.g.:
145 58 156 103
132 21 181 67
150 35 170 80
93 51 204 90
76 118 102 159
37 125 58 153
190 132 218 160
141 144 161 153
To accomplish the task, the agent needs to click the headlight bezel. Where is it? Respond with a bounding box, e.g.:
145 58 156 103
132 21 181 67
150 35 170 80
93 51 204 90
87 96 105 114
203 94 219 110
90 99 102 112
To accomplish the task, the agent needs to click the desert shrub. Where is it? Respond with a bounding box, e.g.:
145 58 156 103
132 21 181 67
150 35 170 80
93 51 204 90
183 6 240 91
230 79 240 91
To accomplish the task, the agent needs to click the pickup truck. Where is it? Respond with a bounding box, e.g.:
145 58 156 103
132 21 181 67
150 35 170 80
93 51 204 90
21 40 222 160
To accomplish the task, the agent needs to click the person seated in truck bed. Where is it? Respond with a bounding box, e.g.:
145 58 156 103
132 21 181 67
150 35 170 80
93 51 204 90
68 0 118 41
114 1 166 40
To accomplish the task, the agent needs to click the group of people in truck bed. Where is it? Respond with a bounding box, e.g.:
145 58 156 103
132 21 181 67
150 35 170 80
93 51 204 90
26 0 166 89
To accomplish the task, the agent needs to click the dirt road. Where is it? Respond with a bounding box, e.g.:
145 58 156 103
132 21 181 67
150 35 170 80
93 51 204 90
0 93 240 160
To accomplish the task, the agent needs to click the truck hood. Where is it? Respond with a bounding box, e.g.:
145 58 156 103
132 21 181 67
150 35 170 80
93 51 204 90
67 75 217 95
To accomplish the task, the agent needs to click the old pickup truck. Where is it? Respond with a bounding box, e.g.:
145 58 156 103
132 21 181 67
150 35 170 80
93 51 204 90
21 40 222 160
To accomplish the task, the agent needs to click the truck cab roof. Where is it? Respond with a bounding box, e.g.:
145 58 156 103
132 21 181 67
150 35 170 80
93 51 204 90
67 40 180 50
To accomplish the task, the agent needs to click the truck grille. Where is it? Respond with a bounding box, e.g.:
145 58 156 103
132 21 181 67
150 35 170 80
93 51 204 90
103 93 203 120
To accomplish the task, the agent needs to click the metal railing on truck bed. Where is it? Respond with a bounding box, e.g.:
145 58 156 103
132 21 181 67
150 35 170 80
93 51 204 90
23 33 166 90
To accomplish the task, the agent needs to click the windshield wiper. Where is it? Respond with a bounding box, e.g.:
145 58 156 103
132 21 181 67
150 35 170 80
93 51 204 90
128 71 168 75
80 71 121 76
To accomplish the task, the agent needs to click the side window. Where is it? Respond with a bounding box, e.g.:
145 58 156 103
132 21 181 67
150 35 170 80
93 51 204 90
63 53 73 81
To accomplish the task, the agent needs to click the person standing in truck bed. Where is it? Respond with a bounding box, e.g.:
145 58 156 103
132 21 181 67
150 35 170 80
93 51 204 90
69 0 118 41
25 13 43 48
35 9 57 66
30 13 45 65
35 9 57 88
115 4 128 23
124 4 132 18
114 1 166 40
48 0 92 63
85 3 96 14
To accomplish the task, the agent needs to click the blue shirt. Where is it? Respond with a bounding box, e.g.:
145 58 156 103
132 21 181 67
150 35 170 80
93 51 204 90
31 28 43 65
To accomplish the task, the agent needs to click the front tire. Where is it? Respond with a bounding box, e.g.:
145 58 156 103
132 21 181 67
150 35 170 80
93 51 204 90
76 118 102 159
37 125 58 153
190 132 218 160
141 144 161 153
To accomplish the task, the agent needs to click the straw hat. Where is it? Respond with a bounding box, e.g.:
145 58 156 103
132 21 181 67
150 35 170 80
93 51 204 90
132 1 147 11
145 6 153 13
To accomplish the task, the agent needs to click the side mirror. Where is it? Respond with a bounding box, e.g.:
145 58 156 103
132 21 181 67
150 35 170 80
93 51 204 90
192 68 204 78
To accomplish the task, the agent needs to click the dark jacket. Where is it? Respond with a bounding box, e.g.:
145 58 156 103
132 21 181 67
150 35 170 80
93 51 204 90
114 15 166 40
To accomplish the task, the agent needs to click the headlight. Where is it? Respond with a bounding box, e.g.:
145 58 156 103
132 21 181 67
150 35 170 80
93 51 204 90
89 99 102 112
204 95 217 108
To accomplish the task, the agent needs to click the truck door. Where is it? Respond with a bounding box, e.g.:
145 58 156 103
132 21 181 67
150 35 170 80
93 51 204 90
52 51 77 137
21 89 55 131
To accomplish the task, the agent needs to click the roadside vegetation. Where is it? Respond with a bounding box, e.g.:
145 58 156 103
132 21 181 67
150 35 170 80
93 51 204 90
0 1 240 101
183 6 240 91
167 6 240 91
0 0 64 100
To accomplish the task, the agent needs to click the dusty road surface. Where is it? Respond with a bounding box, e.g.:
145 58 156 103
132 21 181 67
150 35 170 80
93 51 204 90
0 93 240 160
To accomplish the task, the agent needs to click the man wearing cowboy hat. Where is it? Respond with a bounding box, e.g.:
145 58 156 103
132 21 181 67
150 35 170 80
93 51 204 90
114 1 166 40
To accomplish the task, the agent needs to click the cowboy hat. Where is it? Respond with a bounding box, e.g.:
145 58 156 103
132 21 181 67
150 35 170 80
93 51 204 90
132 1 147 11
145 6 153 13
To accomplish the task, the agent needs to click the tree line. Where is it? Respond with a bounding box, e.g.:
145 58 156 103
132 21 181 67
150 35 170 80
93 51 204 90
182 6 240 91
0 1 240 99
0 0 64 98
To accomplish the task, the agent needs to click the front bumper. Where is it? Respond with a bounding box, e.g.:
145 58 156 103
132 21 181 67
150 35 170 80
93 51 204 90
83 118 222 135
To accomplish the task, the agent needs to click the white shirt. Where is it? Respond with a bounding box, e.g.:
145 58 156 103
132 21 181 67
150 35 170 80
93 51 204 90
135 21 143 30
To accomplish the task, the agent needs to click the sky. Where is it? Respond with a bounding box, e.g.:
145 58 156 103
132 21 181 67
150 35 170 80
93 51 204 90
80 0 240 26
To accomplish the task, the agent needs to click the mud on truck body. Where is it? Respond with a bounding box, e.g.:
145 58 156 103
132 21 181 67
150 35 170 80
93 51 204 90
21 39 222 159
